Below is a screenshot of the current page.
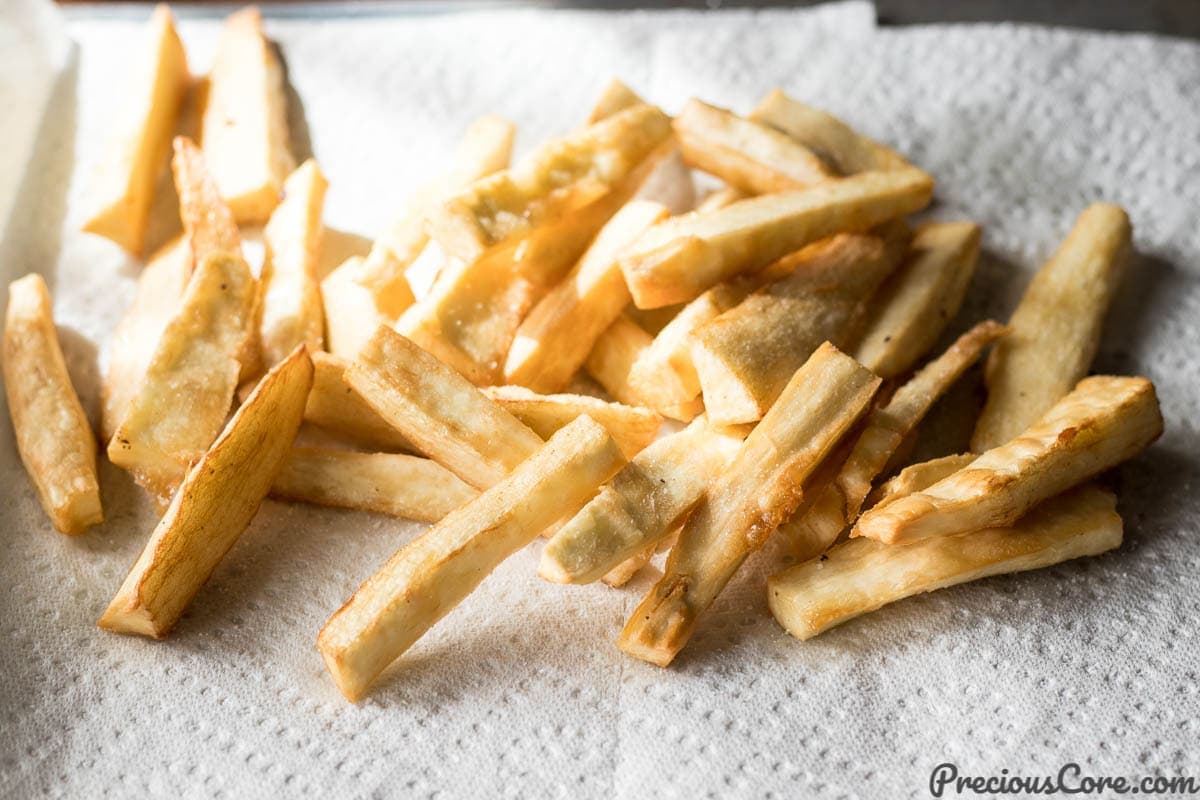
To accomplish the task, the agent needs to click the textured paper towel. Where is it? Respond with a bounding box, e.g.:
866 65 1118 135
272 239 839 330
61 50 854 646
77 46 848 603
1 2 1198 798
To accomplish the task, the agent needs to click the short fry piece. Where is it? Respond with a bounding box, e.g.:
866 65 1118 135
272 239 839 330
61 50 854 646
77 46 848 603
99 346 312 638
318 415 625 701
172 136 242 268
3 274 102 534
854 375 1162 544
304 352 412 452
867 453 977 510
322 257 390 360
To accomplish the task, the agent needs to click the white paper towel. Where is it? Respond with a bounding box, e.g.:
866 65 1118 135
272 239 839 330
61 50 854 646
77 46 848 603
1 3 1198 798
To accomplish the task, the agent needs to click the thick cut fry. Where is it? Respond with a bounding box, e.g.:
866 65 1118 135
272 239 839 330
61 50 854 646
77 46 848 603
691 227 909 425
540 417 744 585
107 252 256 506
481 385 660 459
201 6 294 223
99 347 312 638
3 275 102 535
319 415 625 701
854 375 1162 545
322 257 390 360
81 5 188 254
260 159 327 367
619 343 880 665
427 104 672 263
587 78 644 124
504 200 669 392
674 99 833 195
272 447 476 522
304 352 412 452
346 326 543 489
620 167 933 308
867 453 977 510
769 486 1121 641
973 204 1132 451
855 221 981 379
172 136 242 268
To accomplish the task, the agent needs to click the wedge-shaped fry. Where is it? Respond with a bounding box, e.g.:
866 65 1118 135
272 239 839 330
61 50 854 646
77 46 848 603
272 447 476 522
481 385 660 459
319 415 625 701
428 105 672 264
304 352 412 452
260 159 327 367
620 168 933 308
322 257 390 360
587 78 644 124
868 453 978 510
855 375 1162 545
692 227 909 425
346 326 543 489
81 5 188 254
769 485 1121 641
749 88 910 175
504 200 669 392
201 6 294 223
855 221 981 379
674 99 833 195
540 417 744 585
619 343 880 665
99 347 311 638
3 275 102 535
972 204 1132 451
172 136 242 268
108 252 257 506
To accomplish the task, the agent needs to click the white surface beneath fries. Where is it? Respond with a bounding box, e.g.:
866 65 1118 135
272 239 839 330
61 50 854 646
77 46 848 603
2 1 1200 797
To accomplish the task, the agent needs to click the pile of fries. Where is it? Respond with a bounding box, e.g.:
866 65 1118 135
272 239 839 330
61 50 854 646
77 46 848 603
2 5 1163 702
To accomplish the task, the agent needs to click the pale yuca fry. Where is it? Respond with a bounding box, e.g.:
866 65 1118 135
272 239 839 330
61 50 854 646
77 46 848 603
853 375 1162 545
481 385 661 459
673 99 833 195
304 352 412 452
619 167 933 308
3 275 102 535
769 485 1122 641
271 447 477 522
322 257 391 360
691 227 909 425
779 321 1007 557
504 200 669 392
855 221 981 379
81 4 188 255
587 78 645 124
619 343 880 665
172 136 242 268
201 6 295 223
99 347 312 639
318 415 626 701
427 104 672 264
867 453 978 510
107 252 257 506
540 417 744 585
749 88 911 175
972 203 1132 451
259 159 327 367
346 326 543 489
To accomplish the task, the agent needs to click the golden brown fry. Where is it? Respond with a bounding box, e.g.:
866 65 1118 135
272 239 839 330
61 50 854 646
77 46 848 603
171 136 242 268
769 485 1122 640
854 375 1162 545
972 203 1132 451
321 256 391 360
318 415 625 701
619 343 880 665
99 347 312 638
304 352 412 452
3 275 102 535
867 453 978 510
586 78 645 124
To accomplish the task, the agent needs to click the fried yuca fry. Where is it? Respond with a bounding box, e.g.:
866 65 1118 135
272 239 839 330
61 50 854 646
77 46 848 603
540 417 744 585
271 446 476 522
619 167 933 308
972 203 1132 451
855 221 981 379
107 252 257 506
854 375 1162 545
587 78 645 124
769 485 1122 641
674 99 833 195
867 453 977 510
504 200 669 392
318 415 625 701
99 347 312 639
481 385 661 459
304 352 412 452
172 136 242 268
201 6 294 223
322 256 391 360
619 343 880 665
3 275 102 535
589 315 707 422
346 326 543 489
81 4 188 255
